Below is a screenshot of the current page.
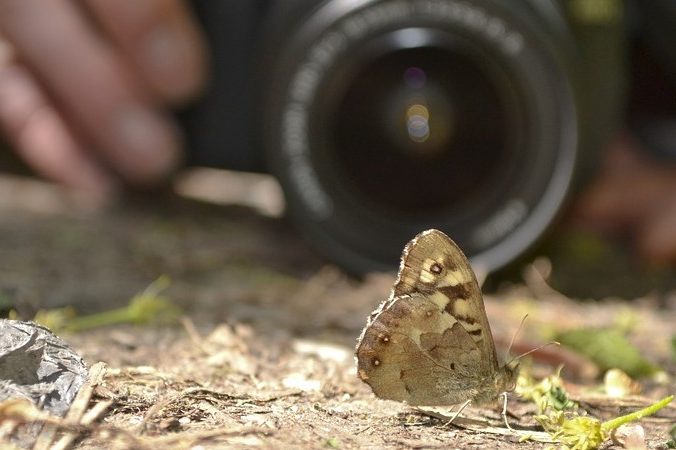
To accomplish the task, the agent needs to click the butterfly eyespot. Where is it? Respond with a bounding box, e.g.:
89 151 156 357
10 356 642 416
430 263 443 274
379 334 390 343
373 358 381 366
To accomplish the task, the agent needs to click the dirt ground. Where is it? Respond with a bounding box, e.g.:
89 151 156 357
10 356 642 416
0 171 674 449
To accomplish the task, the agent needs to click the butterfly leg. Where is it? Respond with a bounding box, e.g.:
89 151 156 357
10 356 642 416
501 392 513 431
443 400 471 426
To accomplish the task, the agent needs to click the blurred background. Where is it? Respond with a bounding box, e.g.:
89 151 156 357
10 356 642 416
1 0 676 316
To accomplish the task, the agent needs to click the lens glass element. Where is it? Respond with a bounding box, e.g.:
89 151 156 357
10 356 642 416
329 45 517 216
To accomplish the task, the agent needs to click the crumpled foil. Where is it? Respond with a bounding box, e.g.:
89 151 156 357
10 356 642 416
0 319 88 416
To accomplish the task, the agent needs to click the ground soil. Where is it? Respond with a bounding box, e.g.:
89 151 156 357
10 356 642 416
0 173 674 449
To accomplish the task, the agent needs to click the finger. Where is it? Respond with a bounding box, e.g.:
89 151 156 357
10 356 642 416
0 0 182 185
83 0 207 103
0 55 117 195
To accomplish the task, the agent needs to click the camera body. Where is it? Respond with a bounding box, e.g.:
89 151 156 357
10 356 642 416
180 0 626 274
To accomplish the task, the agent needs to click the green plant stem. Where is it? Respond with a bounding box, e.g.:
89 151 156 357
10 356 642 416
64 307 136 331
601 395 673 433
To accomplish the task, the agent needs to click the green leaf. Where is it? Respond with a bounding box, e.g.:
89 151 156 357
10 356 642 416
555 327 660 377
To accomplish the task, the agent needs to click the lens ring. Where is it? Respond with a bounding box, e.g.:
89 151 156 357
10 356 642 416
266 0 578 274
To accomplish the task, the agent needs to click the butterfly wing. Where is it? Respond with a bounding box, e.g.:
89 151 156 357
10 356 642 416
392 229 499 372
355 229 502 405
357 292 496 405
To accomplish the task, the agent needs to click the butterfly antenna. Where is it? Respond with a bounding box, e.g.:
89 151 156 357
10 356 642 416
508 341 560 366
505 314 561 366
505 314 528 361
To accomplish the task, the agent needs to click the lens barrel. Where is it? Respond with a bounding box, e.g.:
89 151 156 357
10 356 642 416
265 0 594 274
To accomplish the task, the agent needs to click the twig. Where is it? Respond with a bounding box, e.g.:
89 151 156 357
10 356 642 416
49 400 113 450
31 423 58 450
0 418 19 441
68 362 108 420
415 407 555 443
150 426 272 446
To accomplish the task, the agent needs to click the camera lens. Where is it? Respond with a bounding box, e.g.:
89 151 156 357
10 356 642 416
266 0 579 274
330 38 514 215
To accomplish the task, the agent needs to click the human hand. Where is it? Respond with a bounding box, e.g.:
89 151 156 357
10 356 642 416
0 0 207 196
572 133 676 265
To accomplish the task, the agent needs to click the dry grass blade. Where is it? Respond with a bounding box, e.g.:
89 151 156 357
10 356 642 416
415 407 555 443
0 417 19 442
49 401 113 450
148 426 272 447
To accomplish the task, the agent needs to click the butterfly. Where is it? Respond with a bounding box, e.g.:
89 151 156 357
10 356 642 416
355 229 518 406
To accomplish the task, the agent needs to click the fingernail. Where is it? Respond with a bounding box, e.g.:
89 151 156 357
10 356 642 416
114 106 183 184
142 26 201 101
